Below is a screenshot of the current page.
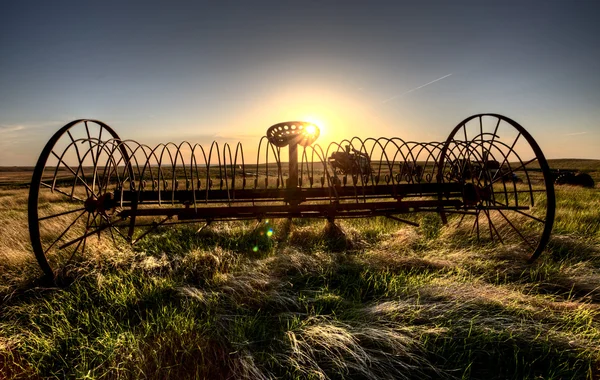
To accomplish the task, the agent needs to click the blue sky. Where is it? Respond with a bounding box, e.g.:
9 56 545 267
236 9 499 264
1 0 599 165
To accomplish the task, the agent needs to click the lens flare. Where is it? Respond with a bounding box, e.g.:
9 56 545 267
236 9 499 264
305 124 317 135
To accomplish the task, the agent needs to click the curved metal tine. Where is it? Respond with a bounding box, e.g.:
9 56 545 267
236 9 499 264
222 142 232 203
479 116 485 165
176 141 192 192
465 138 504 206
486 117 501 163
80 137 118 200
101 141 127 205
485 140 512 207
491 157 537 186
197 220 212 234
494 153 538 209
486 138 538 208
487 138 522 207
94 124 104 193
66 130 92 200
189 143 207 208
234 142 245 191
382 137 408 185
413 142 439 184
83 121 103 195
491 132 521 183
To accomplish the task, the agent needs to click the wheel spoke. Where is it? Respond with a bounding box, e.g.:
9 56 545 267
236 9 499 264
64 213 89 270
470 210 481 242
97 212 129 242
457 211 467 228
58 223 112 250
492 157 537 185
479 116 485 165
486 117 501 159
497 209 536 250
491 199 545 223
38 207 86 221
476 211 480 242
491 133 521 182
483 208 504 244
67 130 90 197
51 151 94 197
40 182 85 202
93 127 104 194
131 216 171 244
441 114 554 261
30 120 127 278
43 210 87 254
85 121 102 195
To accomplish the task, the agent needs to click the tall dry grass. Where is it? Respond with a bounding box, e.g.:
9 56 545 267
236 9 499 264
0 185 599 379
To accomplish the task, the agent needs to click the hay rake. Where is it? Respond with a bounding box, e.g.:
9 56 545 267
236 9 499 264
29 114 555 280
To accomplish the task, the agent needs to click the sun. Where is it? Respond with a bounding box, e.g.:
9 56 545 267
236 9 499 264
305 124 317 136
302 116 324 135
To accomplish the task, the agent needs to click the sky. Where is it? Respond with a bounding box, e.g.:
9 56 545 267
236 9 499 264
1 0 599 166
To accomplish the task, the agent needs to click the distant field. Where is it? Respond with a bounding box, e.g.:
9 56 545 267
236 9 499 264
0 167 35 187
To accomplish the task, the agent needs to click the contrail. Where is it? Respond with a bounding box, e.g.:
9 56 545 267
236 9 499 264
564 131 588 136
382 73 452 103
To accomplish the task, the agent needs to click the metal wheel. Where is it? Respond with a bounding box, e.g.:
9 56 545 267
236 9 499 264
28 120 131 280
438 114 555 261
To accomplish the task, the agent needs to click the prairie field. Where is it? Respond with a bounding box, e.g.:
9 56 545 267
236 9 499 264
0 160 599 379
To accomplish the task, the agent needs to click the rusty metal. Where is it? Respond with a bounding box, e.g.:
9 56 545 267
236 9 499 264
28 114 556 280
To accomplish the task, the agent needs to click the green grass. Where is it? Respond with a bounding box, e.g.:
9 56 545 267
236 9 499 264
1 182 600 379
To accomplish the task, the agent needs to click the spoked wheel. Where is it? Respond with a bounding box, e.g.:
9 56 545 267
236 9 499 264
28 119 132 281
438 114 555 262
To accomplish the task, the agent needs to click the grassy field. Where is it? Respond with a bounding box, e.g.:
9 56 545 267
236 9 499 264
0 160 599 379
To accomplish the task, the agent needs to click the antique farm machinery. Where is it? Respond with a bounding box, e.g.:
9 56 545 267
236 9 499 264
29 114 556 280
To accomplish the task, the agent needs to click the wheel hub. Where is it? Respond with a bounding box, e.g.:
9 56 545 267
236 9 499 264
84 193 115 216
462 183 492 205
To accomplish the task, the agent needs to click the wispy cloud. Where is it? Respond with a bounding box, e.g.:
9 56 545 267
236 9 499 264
382 73 452 104
564 131 589 136
0 125 26 133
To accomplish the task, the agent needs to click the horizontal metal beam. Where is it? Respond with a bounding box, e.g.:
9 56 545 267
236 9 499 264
118 182 465 204
118 199 464 220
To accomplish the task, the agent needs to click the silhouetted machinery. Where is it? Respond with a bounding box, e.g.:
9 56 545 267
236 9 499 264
552 170 594 188
29 114 556 281
329 145 372 176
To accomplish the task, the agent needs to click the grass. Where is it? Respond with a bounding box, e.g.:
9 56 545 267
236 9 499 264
0 178 599 378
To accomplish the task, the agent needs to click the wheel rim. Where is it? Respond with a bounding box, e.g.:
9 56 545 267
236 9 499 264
28 120 132 280
437 114 555 261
